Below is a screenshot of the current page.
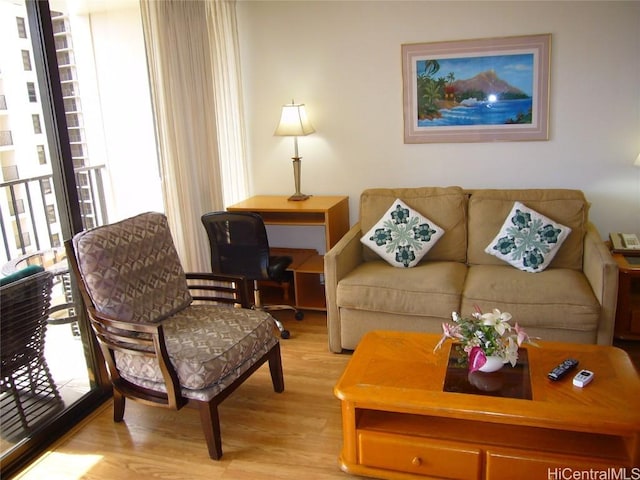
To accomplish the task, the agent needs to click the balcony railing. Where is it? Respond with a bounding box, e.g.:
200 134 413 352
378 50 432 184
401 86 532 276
0 164 108 263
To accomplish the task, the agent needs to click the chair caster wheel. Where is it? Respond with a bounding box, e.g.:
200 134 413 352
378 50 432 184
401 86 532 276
281 329 290 339
295 311 304 321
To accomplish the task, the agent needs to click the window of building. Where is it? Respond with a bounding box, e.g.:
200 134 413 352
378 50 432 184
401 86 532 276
66 113 79 127
56 51 70 66
2 165 19 181
42 177 52 194
46 204 57 223
78 187 91 201
59 66 73 81
8 198 25 216
70 143 84 159
21 49 32 70
76 172 89 187
51 233 61 248
16 17 27 39
68 128 81 142
37 145 47 164
83 217 96 230
13 228 31 249
32 114 42 134
0 130 14 147
54 36 68 50
27 82 37 102
63 97 78 111
61 82 75 97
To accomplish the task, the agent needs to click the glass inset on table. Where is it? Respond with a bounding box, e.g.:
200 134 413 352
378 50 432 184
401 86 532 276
443 346 532 400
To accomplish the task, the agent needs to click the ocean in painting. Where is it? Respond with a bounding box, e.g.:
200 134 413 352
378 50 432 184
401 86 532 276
418 98 532 127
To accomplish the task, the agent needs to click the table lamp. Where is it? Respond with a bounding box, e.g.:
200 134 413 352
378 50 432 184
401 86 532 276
274 101 315 201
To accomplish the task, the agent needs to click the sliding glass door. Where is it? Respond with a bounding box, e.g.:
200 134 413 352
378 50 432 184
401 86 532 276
0 0 161 475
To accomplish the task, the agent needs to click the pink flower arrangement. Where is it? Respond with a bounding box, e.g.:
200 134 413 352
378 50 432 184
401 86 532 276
434 306 538 372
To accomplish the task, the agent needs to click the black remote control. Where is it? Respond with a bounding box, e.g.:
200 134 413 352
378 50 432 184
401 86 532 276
548 358 579 381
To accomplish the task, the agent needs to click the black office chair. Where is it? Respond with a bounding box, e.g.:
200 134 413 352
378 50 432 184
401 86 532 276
201 211 303 339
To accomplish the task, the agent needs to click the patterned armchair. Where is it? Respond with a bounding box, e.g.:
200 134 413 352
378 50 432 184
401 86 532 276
66 212 284 459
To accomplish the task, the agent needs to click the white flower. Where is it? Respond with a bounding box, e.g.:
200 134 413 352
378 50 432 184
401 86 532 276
480 308 512 336
504 336 519 367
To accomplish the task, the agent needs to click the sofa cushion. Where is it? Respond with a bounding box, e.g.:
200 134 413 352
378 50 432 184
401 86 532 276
361 198 444 268
461 265 600 336
485 201 571 272
467 189 588 270
360 187 467 263
336 260 467 319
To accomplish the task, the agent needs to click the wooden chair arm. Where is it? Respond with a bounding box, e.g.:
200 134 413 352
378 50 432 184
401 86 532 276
185 272 250 308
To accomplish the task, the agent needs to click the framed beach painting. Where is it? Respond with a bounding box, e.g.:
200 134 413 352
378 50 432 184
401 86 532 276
402 34 551 143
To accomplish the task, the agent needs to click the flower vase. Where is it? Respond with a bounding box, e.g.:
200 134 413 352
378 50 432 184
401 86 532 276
477 355 504 373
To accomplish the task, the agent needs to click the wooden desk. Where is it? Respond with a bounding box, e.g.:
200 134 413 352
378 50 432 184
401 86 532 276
227 195 350 310
611 252 640 339
335 331 640 479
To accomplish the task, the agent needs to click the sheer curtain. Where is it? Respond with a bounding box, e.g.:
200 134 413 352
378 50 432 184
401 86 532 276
140 0 248 271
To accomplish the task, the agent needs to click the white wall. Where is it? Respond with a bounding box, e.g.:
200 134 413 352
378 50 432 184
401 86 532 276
237 0 640 239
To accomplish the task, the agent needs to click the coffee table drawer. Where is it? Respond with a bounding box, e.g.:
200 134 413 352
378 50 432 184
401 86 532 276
486 449 627 479
358 430 481 479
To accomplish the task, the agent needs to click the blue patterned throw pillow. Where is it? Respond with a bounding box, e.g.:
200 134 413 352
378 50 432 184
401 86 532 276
360 198 444 268
485 201 571 273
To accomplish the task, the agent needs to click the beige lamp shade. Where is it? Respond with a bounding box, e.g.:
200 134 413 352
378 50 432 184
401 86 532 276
635 153 640 166
274 103 315 137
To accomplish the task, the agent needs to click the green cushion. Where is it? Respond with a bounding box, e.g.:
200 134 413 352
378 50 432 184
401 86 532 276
0 265 45 286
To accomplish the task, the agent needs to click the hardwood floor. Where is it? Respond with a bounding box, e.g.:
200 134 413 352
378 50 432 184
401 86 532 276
11 312 640 479
11 311 365 480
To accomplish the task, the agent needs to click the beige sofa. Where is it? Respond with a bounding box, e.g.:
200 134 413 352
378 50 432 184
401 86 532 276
324 187 618 353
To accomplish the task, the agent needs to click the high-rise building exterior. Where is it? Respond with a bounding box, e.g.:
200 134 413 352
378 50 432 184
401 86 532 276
0 1 106 265
0 1 59 264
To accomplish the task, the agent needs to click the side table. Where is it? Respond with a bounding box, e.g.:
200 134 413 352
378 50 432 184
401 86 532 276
611 252 640 340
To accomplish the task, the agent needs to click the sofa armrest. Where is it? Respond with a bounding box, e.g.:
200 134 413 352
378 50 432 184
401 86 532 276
324 223 365 352
582 222 619 345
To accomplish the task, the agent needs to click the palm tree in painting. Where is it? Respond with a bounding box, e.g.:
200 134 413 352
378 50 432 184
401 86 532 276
444 72 456 100
416 60 442 119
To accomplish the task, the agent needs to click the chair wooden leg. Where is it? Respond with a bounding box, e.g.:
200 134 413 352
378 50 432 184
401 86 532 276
113 391 125 422
268 343 285 393
198 399 223 460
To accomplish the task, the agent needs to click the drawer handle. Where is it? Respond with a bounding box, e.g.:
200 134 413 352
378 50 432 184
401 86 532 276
411 456 422 466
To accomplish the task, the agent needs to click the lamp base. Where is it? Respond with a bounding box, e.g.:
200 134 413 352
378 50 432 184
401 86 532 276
288 193 311 201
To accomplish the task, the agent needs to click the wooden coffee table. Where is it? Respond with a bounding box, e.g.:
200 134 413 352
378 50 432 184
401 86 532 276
334 330 640 479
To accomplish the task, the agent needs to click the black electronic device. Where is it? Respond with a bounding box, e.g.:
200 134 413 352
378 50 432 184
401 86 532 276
548 358 579 381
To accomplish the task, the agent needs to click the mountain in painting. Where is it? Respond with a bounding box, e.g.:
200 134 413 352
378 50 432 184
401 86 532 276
452 69 527 98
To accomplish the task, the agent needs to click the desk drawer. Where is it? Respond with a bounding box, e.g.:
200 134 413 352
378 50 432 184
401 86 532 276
358 430 481 479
